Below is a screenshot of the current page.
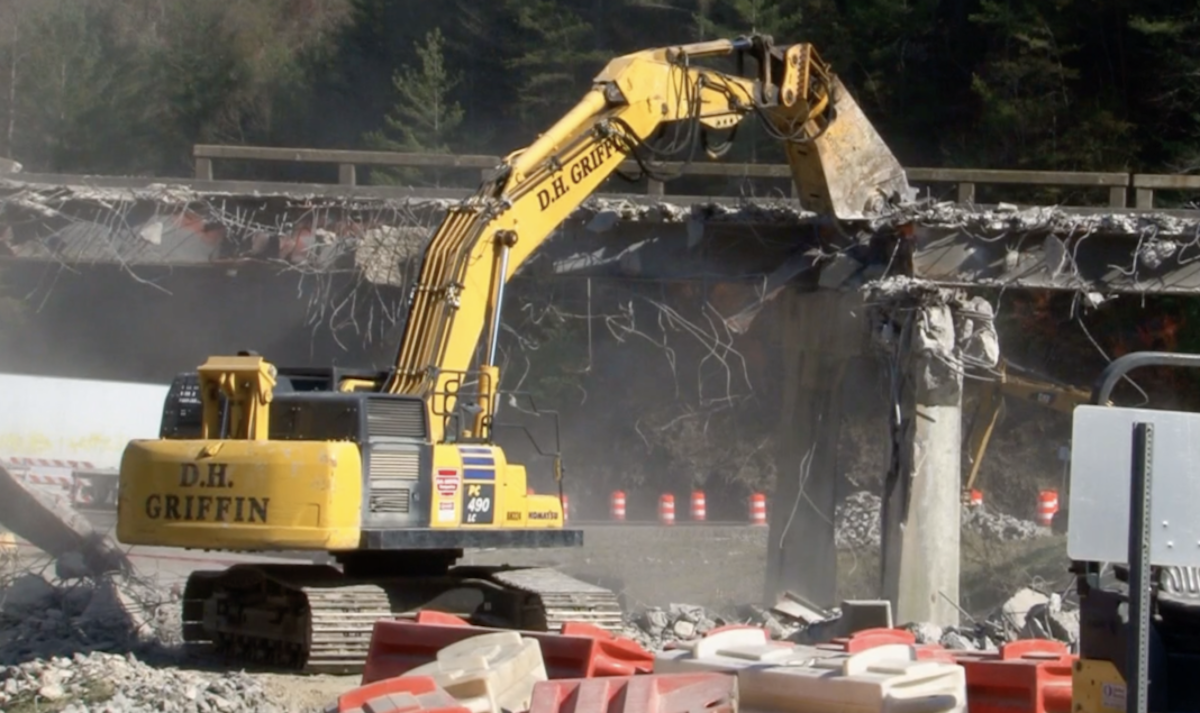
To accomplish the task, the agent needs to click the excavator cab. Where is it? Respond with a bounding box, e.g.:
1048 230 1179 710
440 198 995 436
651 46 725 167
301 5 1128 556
1068 352 1200 713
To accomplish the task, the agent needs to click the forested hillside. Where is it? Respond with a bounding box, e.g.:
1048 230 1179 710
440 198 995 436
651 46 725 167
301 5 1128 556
1 0 1198 180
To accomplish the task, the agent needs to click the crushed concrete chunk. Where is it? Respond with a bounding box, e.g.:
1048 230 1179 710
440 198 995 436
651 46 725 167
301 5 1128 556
672 619 696 639
55 551 91 581
2 574 56 615
1001 588 1051 631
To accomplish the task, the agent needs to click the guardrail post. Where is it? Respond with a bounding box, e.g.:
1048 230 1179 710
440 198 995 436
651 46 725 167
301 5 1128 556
647 179 664 196
195 157 213 181
1136 188 1154 209
1109 186 1128 208
338 163 357 186
956 182 976 204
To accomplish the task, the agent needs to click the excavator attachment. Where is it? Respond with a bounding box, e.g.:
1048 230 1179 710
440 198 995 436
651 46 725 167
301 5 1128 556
0 463 131 575
783 73 914 219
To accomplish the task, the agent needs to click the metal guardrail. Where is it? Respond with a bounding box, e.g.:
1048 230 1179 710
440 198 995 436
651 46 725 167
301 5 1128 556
193 144 1200 210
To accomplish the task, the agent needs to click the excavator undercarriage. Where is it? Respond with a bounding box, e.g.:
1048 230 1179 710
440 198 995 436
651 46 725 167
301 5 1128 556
182 556 623 674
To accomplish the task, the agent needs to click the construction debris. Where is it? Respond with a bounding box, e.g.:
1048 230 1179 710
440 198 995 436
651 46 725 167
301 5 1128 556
0 571 181 665
0 652 280 712
0 465 131 577
835 491 1045 550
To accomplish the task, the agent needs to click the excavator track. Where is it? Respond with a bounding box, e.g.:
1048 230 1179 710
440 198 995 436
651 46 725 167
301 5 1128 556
183 563 624 675
304 584 396 674
490 568 624 632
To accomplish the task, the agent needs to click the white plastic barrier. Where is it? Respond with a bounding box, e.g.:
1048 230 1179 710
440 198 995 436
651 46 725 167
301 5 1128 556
655 629 966 713
405 631 548 713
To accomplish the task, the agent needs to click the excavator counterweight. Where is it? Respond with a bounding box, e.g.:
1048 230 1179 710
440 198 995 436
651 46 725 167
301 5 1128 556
115 35 911 673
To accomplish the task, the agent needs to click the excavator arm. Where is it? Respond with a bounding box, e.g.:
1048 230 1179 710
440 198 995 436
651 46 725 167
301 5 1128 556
964 360 1099 492
383 35 910 443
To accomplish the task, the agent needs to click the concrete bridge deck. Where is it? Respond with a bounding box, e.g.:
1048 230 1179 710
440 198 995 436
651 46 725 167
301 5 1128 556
3 168 1200 296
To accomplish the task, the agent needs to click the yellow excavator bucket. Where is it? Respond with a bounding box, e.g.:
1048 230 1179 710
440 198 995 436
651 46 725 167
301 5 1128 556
784 74 913 220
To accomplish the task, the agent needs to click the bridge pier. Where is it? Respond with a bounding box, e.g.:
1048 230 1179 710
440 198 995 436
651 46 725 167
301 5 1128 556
870 285 998 626
764 288 863 609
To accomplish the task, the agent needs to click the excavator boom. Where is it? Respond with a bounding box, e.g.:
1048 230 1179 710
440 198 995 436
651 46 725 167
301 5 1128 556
386 36 910 442
964 359 1098 492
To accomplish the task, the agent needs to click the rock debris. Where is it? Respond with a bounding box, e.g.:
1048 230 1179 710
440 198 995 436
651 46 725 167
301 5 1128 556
0 652 279 713
0 572 181 666
835 491 1045 550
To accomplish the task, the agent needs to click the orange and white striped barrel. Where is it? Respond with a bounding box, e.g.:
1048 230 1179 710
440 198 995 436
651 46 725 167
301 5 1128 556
690 491 706 521
749 493 767 526
610 490 626 521
968 489 983 508
561 494 570 523
1036 490 1058 527
659 494 676 525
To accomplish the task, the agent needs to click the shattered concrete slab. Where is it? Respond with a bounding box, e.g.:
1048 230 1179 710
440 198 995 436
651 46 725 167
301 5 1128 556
0 466 130 577
6 174 1200 297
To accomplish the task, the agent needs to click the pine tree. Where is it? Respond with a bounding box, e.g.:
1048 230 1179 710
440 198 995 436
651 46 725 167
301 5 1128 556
1128 5 1200 173
694 0 803 42
364 28 465 186
501 0 608 123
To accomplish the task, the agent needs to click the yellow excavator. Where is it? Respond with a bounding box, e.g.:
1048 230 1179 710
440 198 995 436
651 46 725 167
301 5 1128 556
114 35 911 673
964 359 1094 489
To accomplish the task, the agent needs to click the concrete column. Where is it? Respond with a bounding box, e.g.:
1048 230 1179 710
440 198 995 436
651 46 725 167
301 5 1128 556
873 291 996 627
764 288 863 609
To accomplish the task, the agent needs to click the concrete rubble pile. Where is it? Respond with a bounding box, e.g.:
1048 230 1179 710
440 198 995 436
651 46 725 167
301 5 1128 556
835 490 1044 550
0 569 182 665
623 582 1080 656
0 652 280 713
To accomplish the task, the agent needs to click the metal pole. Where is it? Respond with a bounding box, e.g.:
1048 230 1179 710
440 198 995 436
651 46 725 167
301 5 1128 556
486 244 511 366
1127 421 1153 713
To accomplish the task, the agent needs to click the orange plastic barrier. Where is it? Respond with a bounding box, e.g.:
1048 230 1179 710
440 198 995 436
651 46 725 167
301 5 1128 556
817 629 1074 713
362 619 655 685
817 628 953 661
327 674 470 713
749 493 767 525
955 640 1074 713
528 673 736 713
1036 490 1058 527
611 491 626 521
690 491 706 521
659 494 675 525
413 611 472 627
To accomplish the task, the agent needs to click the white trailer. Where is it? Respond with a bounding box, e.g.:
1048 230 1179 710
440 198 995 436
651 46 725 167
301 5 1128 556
0 372 169 510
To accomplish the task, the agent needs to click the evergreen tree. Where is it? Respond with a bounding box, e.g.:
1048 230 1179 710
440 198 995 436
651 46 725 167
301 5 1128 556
364 28 465 186
694 0 803 41
1128 5 1200 173
501 0 609 123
